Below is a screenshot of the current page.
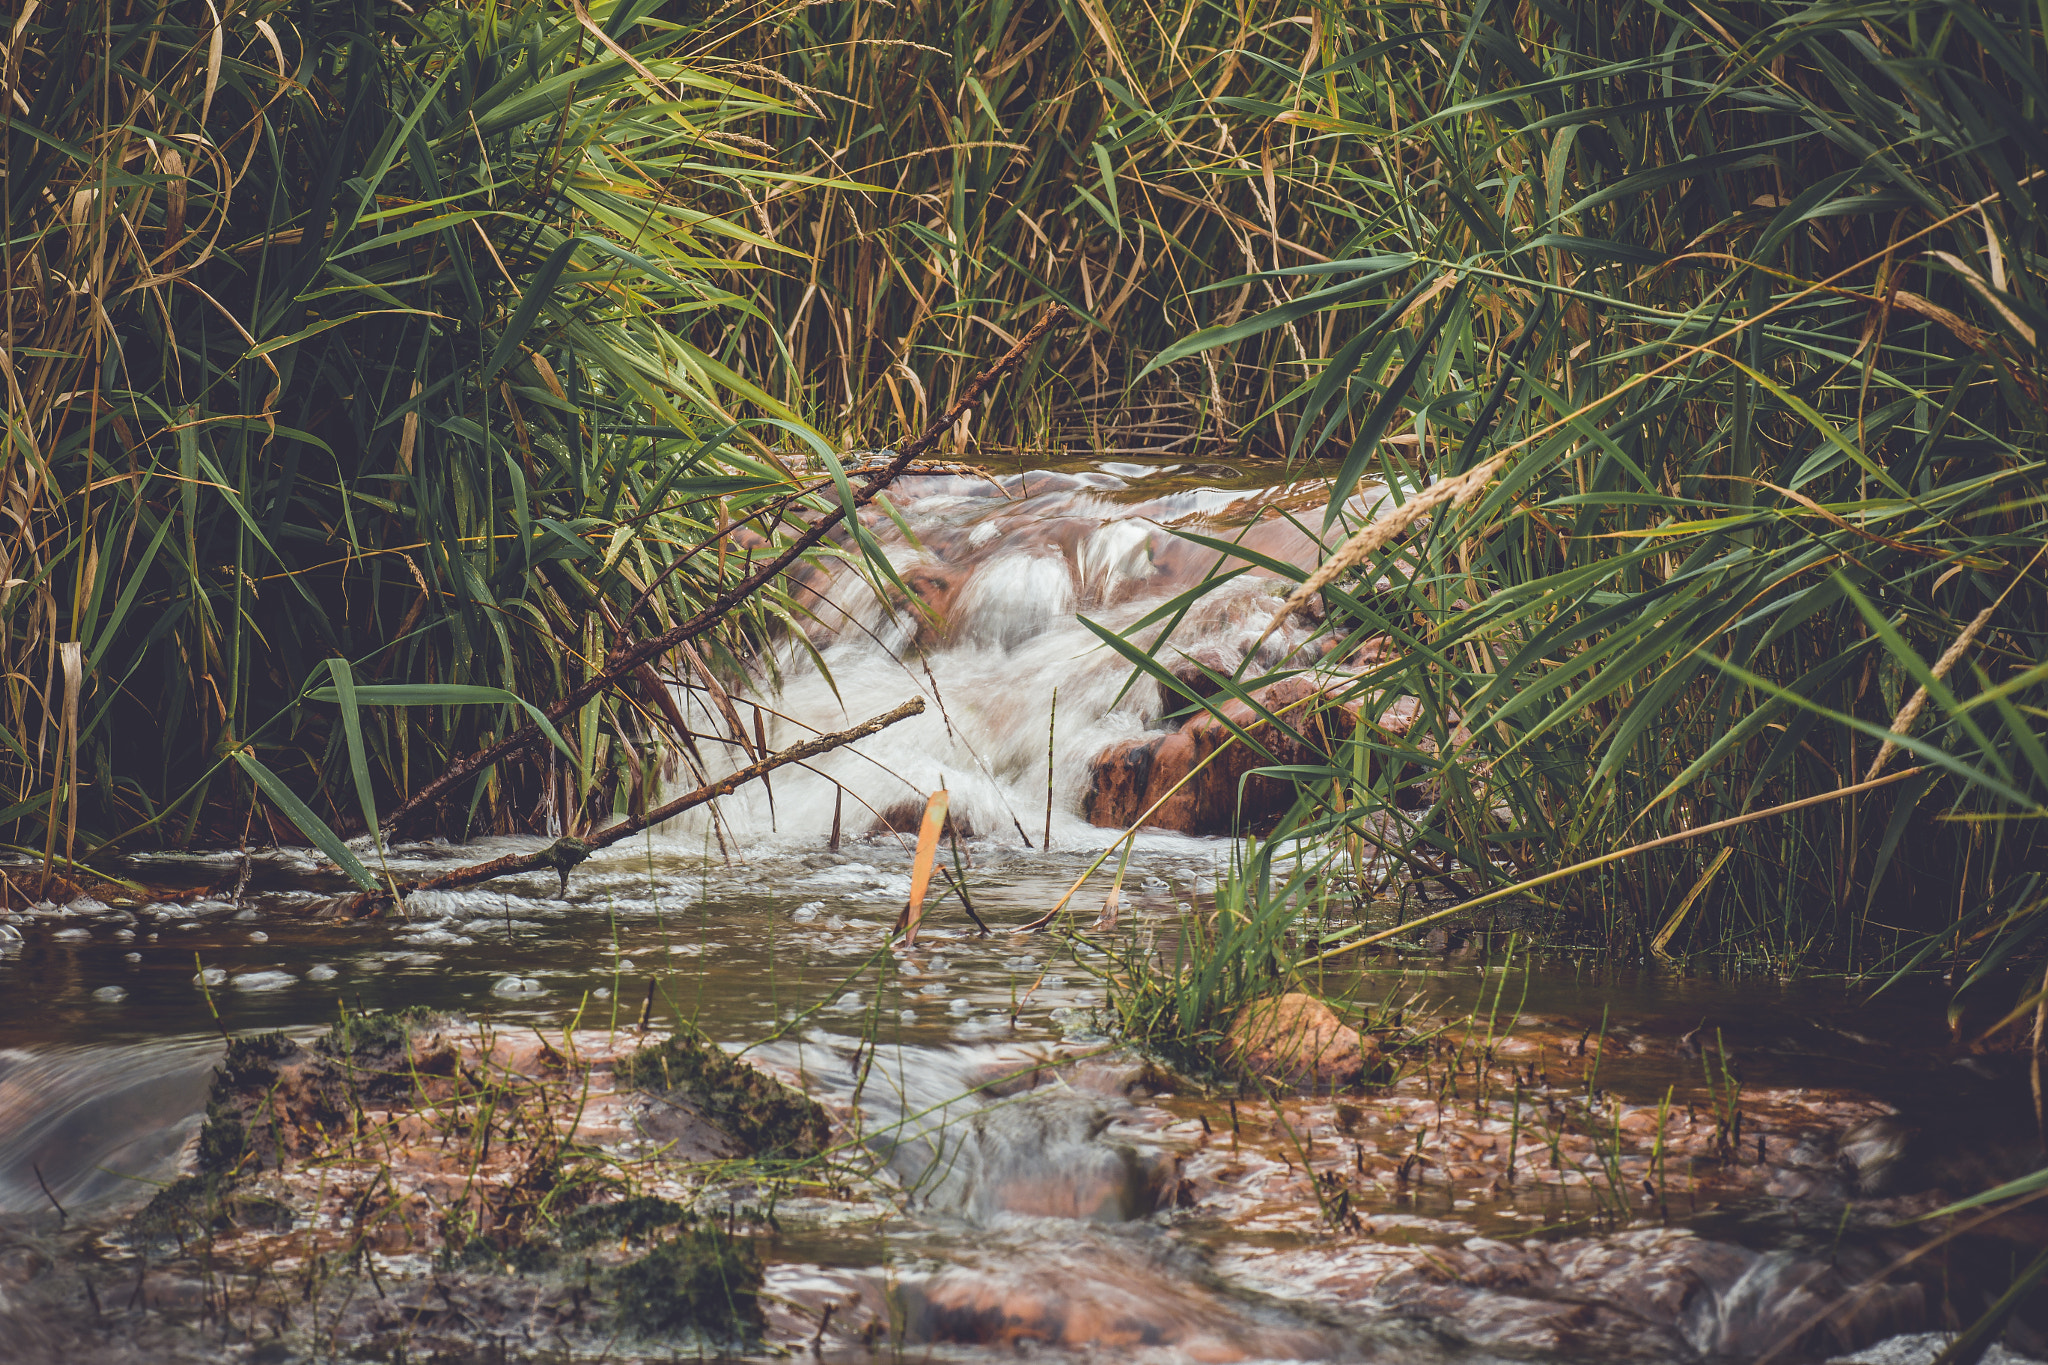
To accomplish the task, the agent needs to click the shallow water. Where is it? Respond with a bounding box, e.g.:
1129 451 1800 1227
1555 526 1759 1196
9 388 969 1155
1 457 2042 1362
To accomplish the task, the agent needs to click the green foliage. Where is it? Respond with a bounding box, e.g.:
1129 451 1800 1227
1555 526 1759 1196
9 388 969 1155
2 0 845 860
671 0 1363 455
1125 0 2048 990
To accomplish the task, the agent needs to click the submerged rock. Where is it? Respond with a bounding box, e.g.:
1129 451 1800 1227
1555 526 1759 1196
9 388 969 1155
615 1023 830 1159
1083 678 1441 833
1229 992 1379 1091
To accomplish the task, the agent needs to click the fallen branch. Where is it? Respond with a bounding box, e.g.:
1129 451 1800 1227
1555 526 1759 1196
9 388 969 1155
321 699 925 917
384 310 1065 836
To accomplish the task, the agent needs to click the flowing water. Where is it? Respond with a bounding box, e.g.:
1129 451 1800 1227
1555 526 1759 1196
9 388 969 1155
1 459 2042 1364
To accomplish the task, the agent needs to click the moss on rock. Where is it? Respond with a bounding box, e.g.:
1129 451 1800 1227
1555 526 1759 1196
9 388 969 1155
615 1025 829 1159
131 1174 291 1250
609 1224 763 1343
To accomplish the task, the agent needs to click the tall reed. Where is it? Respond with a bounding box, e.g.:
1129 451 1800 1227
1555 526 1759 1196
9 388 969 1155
666 0 1363 458
1 0 834 876
1115 0 2048 990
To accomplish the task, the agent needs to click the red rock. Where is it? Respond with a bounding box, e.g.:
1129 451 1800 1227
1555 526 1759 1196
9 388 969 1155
1080 679 1378 833
1228 993 1379 1091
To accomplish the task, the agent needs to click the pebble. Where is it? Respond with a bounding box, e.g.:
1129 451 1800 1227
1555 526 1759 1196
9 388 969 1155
792 901 823 923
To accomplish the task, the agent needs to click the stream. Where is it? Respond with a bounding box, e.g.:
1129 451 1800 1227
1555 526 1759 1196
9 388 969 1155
2 458 2043 1364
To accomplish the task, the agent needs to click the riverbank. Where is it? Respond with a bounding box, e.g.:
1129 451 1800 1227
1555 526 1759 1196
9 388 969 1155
3 837 2044 1362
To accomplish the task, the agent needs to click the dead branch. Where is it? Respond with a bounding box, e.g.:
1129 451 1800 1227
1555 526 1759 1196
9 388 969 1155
320 698 925 918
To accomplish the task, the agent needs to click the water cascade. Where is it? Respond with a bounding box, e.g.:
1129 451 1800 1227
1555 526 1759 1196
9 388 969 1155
655 463 1374 850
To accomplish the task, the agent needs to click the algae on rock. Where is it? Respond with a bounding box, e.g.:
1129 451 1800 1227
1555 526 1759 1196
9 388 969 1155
616 1024 830 1158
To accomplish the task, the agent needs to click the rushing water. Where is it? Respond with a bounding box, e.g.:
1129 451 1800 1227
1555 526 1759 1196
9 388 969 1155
1 458 2043 1363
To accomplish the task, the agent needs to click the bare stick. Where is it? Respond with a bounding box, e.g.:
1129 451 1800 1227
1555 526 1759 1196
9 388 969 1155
1043 687 1058 852
384 311 1064 835
324 700 924 916
33 1163 65 1227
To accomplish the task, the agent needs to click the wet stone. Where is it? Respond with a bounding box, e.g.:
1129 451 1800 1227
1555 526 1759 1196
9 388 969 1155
1229 992 1381 1091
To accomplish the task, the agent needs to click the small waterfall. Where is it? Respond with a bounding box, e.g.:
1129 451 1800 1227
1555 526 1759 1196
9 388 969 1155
654 467 1374 849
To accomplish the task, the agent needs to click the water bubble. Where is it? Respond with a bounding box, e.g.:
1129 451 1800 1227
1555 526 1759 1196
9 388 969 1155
926 955 949 973
616 959 635 971
53 927 90 942
791 901 823 923
92 986 127 1004
124 951 142 963
828 991 862 1013
492 976 544 998
233 970 296 992
918 982 949 997
234 908 260 922
947 998 973 1016
826 915 845 931
592 987 611 1000
898 1008 916 1023
1002 955 1037 971
192 967 227 987
306 964 338 982
247 931 269 943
